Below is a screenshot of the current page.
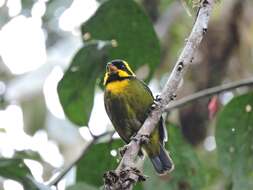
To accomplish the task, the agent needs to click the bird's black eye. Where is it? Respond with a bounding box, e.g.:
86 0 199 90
110 60 126 70
119 64 125 69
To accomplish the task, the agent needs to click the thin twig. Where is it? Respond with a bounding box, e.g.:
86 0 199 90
103 1 215 189
48 131 114 187
165 77 253 111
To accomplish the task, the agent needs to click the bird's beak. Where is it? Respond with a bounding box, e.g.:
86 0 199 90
107 63 118 74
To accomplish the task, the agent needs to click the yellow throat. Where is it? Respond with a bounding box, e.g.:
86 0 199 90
106 80 129 94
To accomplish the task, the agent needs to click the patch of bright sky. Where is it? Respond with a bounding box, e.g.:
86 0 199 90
43 66 65 119
7 0 22 17
24 159 44 183
0 105 64 169
0 0 48 75
88 89 111 136
31 0 47 18
0 15 46 74
59 0 99 33
0 81 6 95
32 130 64 167
0 0 5 7
3 180 24 190
219 91 234 105
79 127 93 141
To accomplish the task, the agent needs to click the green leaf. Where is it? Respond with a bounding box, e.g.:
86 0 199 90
0 158 32 181
57 43 111 126
216 92 253 190
76 140 124 187
67 182 98 190
81 0 160 81
13 150 43 162
0 158 47 190
143 124 205 190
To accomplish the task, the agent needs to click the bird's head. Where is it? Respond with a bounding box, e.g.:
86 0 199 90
103 60 135 85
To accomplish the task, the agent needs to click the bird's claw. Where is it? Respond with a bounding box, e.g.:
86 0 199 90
130 135 138 142
130 134 149 145
155 94 162 102
150 103 157 111
170 93 177 100
119 144 129 157
139 134 150 145
149 95 162 113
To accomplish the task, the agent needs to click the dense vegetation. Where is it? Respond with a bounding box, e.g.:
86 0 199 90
0 0 252 189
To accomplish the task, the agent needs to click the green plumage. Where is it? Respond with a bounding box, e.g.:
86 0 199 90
104 60 173 174
104 78 161 154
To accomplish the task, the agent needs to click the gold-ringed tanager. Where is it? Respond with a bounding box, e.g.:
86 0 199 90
103 60 174 174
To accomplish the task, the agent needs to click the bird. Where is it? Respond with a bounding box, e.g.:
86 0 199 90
103 59 174 174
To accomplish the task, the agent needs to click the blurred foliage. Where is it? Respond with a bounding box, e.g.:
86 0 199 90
76 140 124 187
0 0 253 190
216 92 253 190
21 93 46 135
159 0 174 12
0 158 45 190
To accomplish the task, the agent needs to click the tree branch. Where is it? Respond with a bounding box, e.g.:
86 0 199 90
165 77 253 111
103 1 215 189
48 131 114 187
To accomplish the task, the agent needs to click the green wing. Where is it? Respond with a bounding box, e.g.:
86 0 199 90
104 77 166 145
135 79 167 144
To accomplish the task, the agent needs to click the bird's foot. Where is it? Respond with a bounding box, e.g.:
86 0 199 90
155 94 162 102
139 134 150 145
130 135 138 142
170 93 177 101
119 144 129 157
148 95 162 113
120 167 147 187
130 134 149 145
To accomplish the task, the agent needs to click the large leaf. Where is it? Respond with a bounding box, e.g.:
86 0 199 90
0 158 48 190
143 124 205 190
76 140 123 187
81 0 160 81
0 158 32 183
216 92 253 190
59 0 161 126
57 43 110 126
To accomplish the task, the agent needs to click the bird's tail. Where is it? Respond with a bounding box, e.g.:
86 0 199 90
150 144 174 175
